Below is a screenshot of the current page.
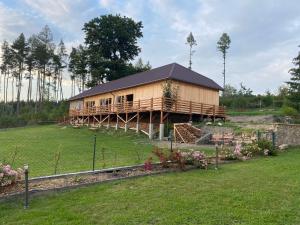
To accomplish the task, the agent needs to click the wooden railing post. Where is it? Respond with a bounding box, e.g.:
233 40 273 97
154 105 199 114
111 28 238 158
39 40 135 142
189 101 192 121
151 98 153 111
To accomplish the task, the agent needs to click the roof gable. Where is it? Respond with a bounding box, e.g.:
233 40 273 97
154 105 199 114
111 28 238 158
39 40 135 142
69 63 222 101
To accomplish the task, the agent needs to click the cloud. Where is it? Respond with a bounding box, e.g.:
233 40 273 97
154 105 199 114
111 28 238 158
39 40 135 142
1 0 300 97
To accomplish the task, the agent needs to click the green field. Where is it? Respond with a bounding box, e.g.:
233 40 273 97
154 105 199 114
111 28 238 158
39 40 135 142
1 149 300 224
0 125 154 177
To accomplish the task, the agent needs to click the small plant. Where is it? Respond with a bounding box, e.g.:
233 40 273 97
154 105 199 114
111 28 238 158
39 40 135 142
219 146 237 160
152 147 170 168
257 139 278 156
179 150 207 168
73 176 83 183
170 151 185 170
0 164 23 187
162 80 179 110
144 157 153 171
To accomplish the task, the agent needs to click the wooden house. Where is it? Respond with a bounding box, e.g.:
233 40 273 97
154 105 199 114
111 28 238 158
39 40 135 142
68 63 225 139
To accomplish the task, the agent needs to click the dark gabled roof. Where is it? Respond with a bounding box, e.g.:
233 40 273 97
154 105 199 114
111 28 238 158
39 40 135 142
69 63 223 101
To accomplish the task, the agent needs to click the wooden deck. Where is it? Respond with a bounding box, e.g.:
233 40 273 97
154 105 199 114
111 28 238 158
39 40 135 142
69 97 225 118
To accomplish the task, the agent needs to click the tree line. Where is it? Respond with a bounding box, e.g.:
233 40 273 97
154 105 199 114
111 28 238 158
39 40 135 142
0 14 151 116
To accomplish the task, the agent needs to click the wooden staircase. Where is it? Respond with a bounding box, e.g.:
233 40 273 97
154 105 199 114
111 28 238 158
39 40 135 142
174 123 202 144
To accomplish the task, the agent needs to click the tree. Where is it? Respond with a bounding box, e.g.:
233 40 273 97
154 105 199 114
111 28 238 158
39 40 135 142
25 37 35 102
53 40 68 101
238 83 253 97
31 25 55 103
223 84 237 97
186 32 197 69
286 45 300 110
83 14 143 85
11 33 28 114
1 40 15 103
68 45 88 92
217 33 231 96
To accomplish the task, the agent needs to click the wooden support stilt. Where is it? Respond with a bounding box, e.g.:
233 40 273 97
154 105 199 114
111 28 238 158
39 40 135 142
116 113 119 130
107 114 110 128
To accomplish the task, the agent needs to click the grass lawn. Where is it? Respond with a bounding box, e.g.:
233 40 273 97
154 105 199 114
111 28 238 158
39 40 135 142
227 108 281 116
1 149 300 224
0 125 154 177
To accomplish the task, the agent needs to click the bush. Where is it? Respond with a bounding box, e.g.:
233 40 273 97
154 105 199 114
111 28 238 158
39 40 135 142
179 150 207 168
281 106 298 116
257 139 273 151
0 164 23 187
242 142 261 156
219 146 237 160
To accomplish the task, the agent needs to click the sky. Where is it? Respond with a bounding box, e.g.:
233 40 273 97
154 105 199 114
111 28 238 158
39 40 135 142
0 0 300 99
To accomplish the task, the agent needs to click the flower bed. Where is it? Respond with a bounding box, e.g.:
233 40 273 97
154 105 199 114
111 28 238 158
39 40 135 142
0 163 203 198
0 164 23 187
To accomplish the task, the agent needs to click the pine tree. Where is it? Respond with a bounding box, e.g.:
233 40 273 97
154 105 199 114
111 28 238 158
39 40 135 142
217 33 231 96
186 32 197 69
11 33 28 114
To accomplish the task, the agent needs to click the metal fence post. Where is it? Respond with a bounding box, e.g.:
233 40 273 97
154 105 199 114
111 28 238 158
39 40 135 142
272 131 276 150
24 165 29 209
92 135 96 171
215 145 219 170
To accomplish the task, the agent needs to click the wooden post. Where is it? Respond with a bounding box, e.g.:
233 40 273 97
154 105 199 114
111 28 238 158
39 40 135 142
213 105 216 122
107 114 110 129
116 113 119 130
189 101 192 122
125 112 129 132
136 100 140 133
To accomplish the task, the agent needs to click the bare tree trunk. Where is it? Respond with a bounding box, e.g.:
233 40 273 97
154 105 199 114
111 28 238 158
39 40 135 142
35 70 40 113
5 73 9 104
11 76 14 102
3 73 6 103
48 74 50 101
223 54 226 96
59 71 63 100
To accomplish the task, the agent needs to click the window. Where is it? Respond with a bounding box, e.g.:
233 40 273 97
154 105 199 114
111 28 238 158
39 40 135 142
85 101 95 108
116 95 125 103
126 94 133 102
100 98 112 106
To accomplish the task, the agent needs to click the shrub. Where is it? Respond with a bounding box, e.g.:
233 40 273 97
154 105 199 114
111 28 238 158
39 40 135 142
281 106 298 116
152 147 170 168
242 142 261 156
219 146 237 160
144 157 153 171
0 164 23 187
257 139 273 151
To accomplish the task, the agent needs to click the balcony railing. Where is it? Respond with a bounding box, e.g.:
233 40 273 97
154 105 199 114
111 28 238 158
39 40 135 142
69 97 226 117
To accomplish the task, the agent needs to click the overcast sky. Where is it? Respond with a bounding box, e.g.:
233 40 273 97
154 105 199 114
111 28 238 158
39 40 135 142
0 0 300 98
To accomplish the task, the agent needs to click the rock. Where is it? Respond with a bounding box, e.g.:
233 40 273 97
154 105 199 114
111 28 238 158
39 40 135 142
279 144 289 150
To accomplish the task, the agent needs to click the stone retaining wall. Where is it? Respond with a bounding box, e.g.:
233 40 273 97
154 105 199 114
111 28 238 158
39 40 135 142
274 123 300 146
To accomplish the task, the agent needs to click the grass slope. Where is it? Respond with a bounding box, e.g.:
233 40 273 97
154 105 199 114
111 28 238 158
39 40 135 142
1 149 300 225
0 125 153 177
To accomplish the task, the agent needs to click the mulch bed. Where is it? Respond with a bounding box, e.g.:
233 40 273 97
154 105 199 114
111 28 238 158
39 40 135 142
0 163 198 199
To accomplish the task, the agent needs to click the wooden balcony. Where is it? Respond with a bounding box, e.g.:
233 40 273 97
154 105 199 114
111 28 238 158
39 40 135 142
69 97 226 118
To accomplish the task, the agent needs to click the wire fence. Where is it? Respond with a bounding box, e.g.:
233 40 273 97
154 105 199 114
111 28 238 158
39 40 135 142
0 131 153 178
